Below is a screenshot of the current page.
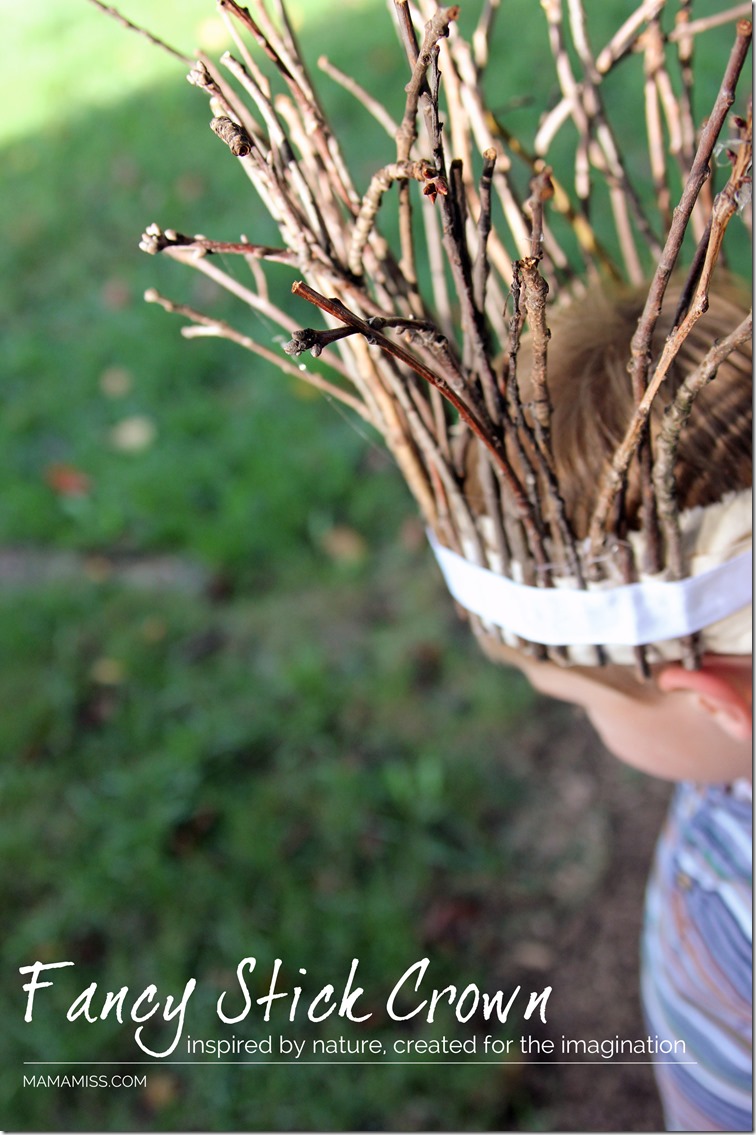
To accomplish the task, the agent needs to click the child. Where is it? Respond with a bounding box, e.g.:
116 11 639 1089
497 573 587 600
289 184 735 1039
432 276 752 1131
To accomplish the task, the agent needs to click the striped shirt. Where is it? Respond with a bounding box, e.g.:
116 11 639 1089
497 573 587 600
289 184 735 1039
641 781 753 1131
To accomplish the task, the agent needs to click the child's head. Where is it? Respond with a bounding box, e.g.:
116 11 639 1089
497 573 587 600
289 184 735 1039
479 274 752 783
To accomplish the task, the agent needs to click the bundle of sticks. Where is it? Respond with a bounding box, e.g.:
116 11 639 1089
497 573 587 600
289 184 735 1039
96 0 752 670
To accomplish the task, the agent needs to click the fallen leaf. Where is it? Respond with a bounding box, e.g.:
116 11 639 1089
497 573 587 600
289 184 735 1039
141 1071 181 1113
109 415 157 452
89 657 126 685
100 365 133 398
44 463 91 497
319 524 368 564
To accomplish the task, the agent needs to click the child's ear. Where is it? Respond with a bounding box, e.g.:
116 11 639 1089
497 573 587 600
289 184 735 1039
658 657 753 742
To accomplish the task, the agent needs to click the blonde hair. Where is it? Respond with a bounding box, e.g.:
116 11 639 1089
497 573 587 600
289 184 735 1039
525 274 752 540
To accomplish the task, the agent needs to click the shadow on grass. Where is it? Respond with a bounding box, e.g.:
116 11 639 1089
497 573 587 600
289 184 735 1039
1 55 410 586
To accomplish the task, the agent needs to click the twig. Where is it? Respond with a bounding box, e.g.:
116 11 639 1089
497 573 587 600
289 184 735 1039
317 56 399 137
395 4 459 163
517 257 552 449
150 240 301 334
498 113 619 278
218 0 293 79
435 25 532 272
341 338 439 523
218 0 270 98
348 160 447 277
86 0 193 64
417 54 503 424
386 5 460 316
524 167 554 261
567 0 661 278
284 315 442 358
506 266 588 601
291 281 549 568
616 541 652 681
595 0 665 73
643 21 672 232
588 18 753 557
187 59 259 146
421 193 455 343
144 289 371 420
668 5 752 43
221 0 358 212
653 311 752 670
654 313 752 577
139 224 296 263
472 149 497 316
472 0 501 74
392 0 421 68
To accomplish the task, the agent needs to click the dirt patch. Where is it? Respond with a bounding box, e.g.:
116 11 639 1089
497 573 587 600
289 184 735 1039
498 701 672 1131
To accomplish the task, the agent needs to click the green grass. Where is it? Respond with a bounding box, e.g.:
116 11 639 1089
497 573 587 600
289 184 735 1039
1 11 540 1106
4 0 391 145
2 0 423 586
1 1 749 1130
2 556 540 1131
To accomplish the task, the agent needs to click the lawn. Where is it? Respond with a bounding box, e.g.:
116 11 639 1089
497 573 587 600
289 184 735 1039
3 3 541 1128
1 0 747 1130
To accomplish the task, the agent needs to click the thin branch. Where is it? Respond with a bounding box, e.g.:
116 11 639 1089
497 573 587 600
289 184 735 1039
217 0 294 80
418 54 503 424
616 542 652 680
517 257 552 449
143 289 371 420
291 281 549 569
284 315 442 358
524 167 554 261
668 5 752 43
421 192 456 343
472 0 501 73
673 2 696 159
317 56 399 137
348 160 447 277
187 58 259 144
472 148 497 316
654 313 752 577
139 225 296 264
499 113 620 278
218 0 271 99
392 0 421 66
567 0 662 276
148 239 300 332
653 310 752 670
395 4 459 163
588 18 753 556
594 0 665 73
643 21 672 232
86 0 193 64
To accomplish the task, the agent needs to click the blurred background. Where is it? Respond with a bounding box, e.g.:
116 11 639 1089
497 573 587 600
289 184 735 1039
2 1 744 1130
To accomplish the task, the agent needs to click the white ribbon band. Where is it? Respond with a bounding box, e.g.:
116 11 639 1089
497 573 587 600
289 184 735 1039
428 532 753 648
